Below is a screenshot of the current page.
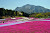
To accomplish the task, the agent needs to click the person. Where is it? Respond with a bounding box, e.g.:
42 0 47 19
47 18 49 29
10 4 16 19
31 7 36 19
3 21 4 23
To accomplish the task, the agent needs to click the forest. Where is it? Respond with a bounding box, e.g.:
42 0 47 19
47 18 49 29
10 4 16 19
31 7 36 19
0 8 50 19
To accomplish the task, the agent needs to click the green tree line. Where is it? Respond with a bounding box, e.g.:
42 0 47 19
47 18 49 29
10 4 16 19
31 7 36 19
29 12 50 18
0 8 29 18
0 8 50 19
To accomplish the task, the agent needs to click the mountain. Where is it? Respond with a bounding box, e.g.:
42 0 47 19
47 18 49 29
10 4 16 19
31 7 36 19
15 4 50 14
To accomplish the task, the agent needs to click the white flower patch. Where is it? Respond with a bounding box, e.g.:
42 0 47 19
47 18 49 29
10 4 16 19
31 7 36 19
11 18 16 19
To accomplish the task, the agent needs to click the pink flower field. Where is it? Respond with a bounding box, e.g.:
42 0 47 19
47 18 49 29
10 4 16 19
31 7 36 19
0 21 50 33
0 17 50 33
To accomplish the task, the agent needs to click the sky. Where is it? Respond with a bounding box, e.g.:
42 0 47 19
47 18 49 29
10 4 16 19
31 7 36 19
0 0 50 10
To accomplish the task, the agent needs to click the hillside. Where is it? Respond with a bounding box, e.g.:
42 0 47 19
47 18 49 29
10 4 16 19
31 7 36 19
15 4 50 14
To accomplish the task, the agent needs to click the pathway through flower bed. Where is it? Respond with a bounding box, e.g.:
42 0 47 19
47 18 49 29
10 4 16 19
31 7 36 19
0 21 50 33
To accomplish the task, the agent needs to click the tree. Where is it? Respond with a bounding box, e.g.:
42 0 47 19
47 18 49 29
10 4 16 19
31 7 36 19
21 11 29 17
0 8 5 16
